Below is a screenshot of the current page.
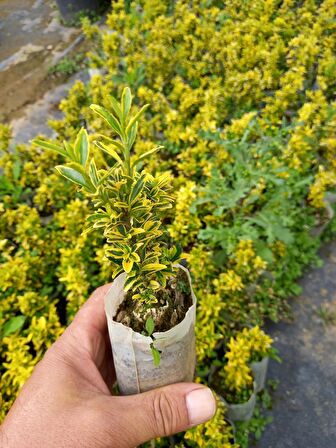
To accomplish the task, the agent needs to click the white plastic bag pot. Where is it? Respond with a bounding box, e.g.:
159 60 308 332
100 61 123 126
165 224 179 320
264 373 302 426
105 264 197 395
311 192 336 237
221 382 257 422
251 356 269 392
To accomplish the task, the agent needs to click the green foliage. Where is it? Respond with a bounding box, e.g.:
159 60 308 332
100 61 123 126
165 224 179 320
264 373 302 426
48 55 86 76
145 316 161 366
1 315 26 337
145 316 155 336
235 385 276 447
150 344 161 367
1 0 336 446
196 123 312 258
33 88 181 305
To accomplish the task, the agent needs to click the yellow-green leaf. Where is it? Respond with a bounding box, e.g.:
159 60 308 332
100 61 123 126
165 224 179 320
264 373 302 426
145 317 155 336
151 345 161 367
130 173 146 203
130 252 141 262
123 259 134 273
109 95 122 120
127 121 138 150
32 139 68 159
122 87 132 122
74 128 89 166
133 146 163 166
63 141 76 160
89 158 99 186
149 280 161 289
90 104 124 138
124 276 143 292
130 228 146 237
56 164 94 192
142 263 167 272
2 315 25 337
126 104 149 134
95 141 123 165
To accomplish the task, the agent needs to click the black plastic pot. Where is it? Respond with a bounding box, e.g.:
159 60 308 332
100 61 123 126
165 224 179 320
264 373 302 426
55 0 105 23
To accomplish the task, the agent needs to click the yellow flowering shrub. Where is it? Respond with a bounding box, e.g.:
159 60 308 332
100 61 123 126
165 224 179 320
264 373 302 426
237 326 274 363
215 271 244 294
1 0 336 446
223 337 253 395
308 166 336 208
214 327 275 407
185 398 238 448
233 241 267 276
169 181 201 247
0 135 103 418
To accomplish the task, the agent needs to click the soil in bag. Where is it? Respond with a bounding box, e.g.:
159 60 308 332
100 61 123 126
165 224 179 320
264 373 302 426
114 268 193 332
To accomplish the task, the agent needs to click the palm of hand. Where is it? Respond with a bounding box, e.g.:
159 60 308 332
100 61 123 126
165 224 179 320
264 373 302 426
1 284 215 448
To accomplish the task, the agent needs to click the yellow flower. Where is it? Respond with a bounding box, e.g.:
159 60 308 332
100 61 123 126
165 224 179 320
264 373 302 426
223 336 253 392
169 181 201 246
308 166 336 208
185 394 237 447
214 270 244 293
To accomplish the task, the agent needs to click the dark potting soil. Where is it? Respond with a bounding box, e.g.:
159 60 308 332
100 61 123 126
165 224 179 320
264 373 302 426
114 268 193 333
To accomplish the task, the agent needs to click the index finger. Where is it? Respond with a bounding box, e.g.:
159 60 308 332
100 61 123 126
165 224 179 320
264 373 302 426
73 283 113 334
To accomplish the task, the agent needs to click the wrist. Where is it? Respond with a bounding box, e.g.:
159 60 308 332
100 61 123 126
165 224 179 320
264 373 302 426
0 425 8 447
0 419 20 448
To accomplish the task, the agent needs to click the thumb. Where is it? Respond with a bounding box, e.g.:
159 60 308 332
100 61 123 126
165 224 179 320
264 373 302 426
99 383 216 447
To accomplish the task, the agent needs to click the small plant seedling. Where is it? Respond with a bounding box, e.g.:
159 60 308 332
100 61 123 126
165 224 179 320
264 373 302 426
145 317 161 367
48 54 86 76
316 303 336 326
32 88 189 368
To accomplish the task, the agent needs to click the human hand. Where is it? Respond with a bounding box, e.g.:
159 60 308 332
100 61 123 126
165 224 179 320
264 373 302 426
0 284 216 447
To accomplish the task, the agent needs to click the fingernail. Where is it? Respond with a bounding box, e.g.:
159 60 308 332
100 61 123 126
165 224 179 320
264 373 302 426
186 387 216 426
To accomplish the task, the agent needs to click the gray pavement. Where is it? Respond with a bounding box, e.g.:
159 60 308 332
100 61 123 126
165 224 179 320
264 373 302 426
258 241 336 448
0 0 81 122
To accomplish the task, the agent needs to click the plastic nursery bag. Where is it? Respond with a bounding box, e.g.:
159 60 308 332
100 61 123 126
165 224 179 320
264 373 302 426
221 382 257 422
251 356 269 392
105 264 197 395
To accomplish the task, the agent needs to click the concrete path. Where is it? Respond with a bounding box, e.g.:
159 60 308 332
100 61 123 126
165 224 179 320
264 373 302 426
258 241 336 448
10 69 89 144
0 0 82 122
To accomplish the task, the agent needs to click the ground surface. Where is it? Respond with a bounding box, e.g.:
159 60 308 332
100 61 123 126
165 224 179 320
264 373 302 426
258 241 336 448
1 3 336 448
0 0 87 133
